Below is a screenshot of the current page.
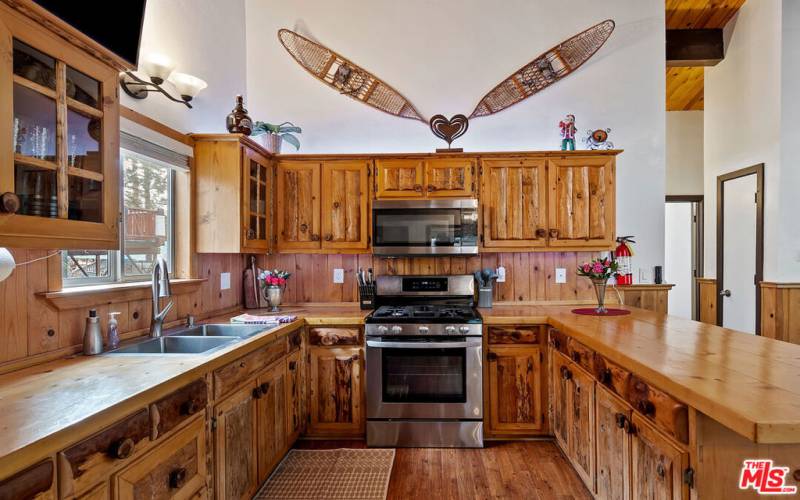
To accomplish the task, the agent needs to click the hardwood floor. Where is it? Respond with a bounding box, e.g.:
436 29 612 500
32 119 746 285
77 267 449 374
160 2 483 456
293 439 592 499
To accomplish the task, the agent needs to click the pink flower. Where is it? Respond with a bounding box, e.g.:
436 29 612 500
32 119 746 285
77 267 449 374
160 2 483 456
592 262 604 273
582 263 591 272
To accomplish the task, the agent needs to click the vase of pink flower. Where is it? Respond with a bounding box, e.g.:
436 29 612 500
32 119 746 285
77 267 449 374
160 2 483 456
576 256 619 314
258 269 292 312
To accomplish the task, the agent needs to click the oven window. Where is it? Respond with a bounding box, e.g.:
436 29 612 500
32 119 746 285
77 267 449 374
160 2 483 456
373 209 461 247
382 347 466 403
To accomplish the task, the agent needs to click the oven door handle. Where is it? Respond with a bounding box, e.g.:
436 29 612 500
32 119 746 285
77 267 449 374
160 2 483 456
366 340 482 349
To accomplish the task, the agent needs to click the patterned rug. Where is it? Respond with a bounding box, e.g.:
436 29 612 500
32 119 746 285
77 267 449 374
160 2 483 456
254 448 395 500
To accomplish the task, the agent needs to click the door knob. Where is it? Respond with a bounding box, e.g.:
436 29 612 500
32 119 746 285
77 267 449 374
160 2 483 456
719 289 732 297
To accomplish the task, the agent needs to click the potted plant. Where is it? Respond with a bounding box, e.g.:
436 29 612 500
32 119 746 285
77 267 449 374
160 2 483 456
257 268 292 311
576 256 618 314
251 121 301 153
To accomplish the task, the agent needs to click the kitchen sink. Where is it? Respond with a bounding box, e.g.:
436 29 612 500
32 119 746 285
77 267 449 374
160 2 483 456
107 336 238 355
168 323 272 338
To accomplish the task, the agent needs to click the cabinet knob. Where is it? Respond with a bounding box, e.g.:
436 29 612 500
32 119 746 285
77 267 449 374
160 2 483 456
656 463 666 479
246 229 255 239
535 228 546 238
571 351 581 363
623 419 636 435
638 400 655 416
600 368 612 385
311 234 320 241
614 413 627 429
180 400 199 416
324 234 333 241
560 366 572 380
260 382 270 394
0 192 20 214
169 467 187 489
289 360 296 370
333 201 340 209
300 223 308 233
252 387 263 399
549 228 559 239
427 184 436 192
108 438 135 460
487 352 497 361
413 184 423 193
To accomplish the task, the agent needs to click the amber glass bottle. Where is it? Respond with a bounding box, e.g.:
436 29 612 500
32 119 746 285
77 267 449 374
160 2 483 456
226 94 253 135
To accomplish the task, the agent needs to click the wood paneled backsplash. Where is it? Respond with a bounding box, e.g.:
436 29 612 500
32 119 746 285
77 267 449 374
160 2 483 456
0 250 244 372
256 251 606 304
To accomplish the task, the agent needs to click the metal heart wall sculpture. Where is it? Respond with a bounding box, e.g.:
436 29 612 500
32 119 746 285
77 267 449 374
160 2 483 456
429 114 469 149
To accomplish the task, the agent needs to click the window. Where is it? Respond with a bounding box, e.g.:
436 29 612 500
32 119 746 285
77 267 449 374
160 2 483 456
63 134 187 286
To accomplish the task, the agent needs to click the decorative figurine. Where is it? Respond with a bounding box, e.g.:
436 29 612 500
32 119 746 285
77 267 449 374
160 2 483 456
559 114 577 151
583 128 614 150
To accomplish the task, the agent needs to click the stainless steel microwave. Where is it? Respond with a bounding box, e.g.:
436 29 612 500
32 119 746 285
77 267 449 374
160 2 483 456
372 199 479 256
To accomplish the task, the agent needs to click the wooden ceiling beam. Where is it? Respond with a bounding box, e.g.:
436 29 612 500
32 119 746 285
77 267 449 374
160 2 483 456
667 29 724 66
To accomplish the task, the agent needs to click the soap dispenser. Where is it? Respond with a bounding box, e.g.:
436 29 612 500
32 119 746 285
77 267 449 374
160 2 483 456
107 311 121 350
83 309 104 355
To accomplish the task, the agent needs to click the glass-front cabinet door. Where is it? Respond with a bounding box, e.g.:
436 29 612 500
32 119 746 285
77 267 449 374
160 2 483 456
0 11 120 249
242 146 271 252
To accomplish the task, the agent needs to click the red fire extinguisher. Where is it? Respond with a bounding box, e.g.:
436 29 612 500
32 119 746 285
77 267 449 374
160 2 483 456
614 236 635 285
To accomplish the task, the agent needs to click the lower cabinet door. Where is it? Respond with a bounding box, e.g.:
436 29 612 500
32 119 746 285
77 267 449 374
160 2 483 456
113 415 206 500
256 361 288 480
550 351 571 452
214 382 259 500
596 384 632 500
630 414 689 500
487 346 543 434
569 364 596 493
286 349 304 443
308 346 364 437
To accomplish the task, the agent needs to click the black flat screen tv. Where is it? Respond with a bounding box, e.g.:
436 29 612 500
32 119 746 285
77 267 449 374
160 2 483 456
33 0 147 67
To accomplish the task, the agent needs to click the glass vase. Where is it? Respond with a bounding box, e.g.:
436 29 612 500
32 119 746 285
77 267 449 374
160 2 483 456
591 277 608 314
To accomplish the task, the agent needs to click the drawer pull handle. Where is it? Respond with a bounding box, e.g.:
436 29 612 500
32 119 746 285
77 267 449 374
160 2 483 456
614 413 627 429
560 366 572 381
253 387 263 399
109 437 135 460
600 368 612 385
169 467 187 489
656 463 666 479
638 400 655 416
181 400 199 416
260 382 270 394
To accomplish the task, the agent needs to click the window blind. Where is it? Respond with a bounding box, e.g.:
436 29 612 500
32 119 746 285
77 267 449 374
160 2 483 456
120 131 190 170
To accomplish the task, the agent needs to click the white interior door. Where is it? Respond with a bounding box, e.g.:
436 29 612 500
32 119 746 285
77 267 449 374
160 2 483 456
721 175 757 333
665 203 694 319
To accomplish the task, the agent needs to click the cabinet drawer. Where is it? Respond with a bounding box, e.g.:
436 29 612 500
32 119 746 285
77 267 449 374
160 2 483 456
593 355 631 398
214 338 286 400
567 338 595 373
0 459 54 500
309 327 361 346
58 409 151 497
488 326 540 344
627 375 689 444
113 415 206 500
151 379 208 440
548 329 569 355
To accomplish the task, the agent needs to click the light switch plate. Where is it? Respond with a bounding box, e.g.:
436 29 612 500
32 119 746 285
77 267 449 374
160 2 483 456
555 268 567 284
333 268 344 284
220 272 231 290
496 266 506 283
639 268 651 283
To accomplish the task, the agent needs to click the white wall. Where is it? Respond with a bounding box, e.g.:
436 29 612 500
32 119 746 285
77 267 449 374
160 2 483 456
121 0 248 134
704 0 782 279
666 111 703 195
245 0 666 277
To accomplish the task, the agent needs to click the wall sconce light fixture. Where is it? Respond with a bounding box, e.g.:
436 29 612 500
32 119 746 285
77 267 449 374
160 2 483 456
119 53 207 108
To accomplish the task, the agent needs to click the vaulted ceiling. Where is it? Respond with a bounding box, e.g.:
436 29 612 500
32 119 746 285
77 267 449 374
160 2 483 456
665 0 747 111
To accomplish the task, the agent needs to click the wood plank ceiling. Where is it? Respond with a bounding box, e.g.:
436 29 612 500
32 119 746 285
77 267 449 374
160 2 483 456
665 0 747 111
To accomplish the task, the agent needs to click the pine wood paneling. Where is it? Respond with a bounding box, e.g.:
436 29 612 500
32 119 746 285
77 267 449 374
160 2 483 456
424 158 475 197
697 278 717 325
374 159 424 198
321 161 370 250
487 345 544 435
666 67 704 111
276 161 321 250
760 282 800 345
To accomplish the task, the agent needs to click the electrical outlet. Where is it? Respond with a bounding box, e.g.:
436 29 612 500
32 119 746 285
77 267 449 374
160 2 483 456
496 266 506 283
333 268 344 283
555 268 567 284
220 272 231 290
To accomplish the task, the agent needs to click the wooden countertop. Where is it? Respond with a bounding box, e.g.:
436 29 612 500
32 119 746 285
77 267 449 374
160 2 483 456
481 305 800 444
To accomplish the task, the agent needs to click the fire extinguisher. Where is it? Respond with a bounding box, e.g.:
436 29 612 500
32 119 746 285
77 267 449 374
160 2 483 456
614 236 635 285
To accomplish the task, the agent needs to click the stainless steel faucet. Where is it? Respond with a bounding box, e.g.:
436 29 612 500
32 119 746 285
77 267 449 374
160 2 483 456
149 255 174 338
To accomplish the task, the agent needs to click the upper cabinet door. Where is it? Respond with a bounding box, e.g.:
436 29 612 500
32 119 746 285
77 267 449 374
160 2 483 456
482 158 548 249
424 158 475 197
374 159 424 198
321 161 370 250
276 161 321 250
241 146 272 252
547 156 615 248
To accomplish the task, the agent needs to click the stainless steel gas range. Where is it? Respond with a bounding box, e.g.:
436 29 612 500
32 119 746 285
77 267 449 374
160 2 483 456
365 275 483 448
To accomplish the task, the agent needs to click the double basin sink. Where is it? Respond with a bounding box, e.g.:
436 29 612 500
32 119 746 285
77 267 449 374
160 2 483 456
105 324 274 356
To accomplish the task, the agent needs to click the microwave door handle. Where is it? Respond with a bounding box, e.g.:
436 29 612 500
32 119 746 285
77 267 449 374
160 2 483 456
366 340 482 349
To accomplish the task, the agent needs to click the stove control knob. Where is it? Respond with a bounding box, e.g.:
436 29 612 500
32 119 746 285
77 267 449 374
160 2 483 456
377 325 389 335
418 326 430 334
444 325 456 335
391 325 403 335
458 326 471 334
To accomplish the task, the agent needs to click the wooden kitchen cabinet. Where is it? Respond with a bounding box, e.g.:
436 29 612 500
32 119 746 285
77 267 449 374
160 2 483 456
0 4 123 249
276 160 321 250
551 349 571 452
193 134 273 253
320 160 370 250
630 413 689 500
112 415 207 500
213 382 259 500
424 158 475 197
481 158 548 249
0 459 55 500
487 345 544 435
286 349 304 442
596 384 632 500
374 157 475 199
307 346 364 437
374 159 424 198
256 360 287 480
547 156 615 248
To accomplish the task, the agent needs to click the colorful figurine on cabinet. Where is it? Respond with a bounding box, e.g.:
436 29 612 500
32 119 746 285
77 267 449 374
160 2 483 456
559 114 576 151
